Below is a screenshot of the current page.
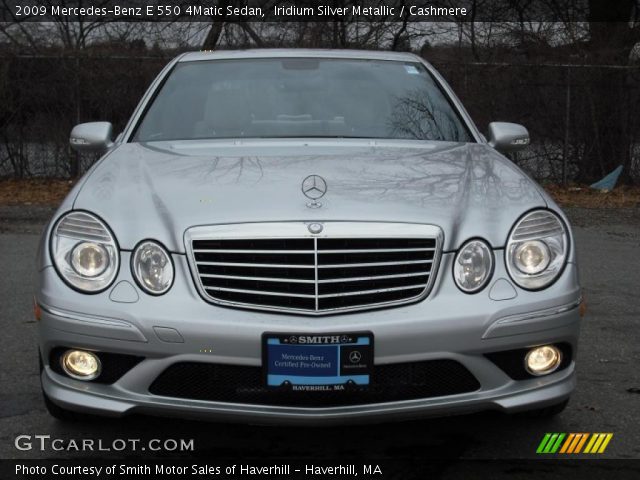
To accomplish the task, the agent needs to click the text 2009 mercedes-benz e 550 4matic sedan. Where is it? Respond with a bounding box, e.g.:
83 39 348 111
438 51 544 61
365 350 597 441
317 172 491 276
36 49 582 424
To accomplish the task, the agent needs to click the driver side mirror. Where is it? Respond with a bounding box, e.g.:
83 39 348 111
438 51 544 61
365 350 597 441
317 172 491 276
487 122 529 153
70 122 114 153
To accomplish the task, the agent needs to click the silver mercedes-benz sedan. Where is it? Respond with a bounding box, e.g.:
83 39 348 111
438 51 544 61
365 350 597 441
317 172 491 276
36 49 582 424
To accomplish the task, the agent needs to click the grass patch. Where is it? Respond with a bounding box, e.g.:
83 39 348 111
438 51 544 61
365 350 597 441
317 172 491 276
544 184 640 209
0 178 74 206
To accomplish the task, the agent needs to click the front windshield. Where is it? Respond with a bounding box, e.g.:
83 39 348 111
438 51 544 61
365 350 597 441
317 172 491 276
133 58 473 143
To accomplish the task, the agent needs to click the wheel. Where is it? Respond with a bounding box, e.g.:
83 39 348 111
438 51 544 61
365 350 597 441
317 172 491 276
519 399 570 418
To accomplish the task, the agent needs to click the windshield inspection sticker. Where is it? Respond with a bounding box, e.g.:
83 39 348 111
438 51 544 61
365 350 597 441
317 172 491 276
404 65 420 75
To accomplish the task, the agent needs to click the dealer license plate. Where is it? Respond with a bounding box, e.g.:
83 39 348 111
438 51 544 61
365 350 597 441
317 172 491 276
263 332 373 391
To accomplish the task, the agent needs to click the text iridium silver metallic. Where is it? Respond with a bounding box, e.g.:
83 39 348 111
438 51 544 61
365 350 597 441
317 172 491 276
37 49 581 424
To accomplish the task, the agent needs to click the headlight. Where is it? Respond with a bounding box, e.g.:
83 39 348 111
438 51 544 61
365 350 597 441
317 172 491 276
71 242 109 277
51 211 119 293
453 239 494 293
131 240 174 295
506 210 568 290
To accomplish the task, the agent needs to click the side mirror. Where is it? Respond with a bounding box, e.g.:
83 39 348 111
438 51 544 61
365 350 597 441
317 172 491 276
487 122 529 153
70 122 114 153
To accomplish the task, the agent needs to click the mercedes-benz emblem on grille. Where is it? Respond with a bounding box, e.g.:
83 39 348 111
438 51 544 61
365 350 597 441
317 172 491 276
307 223 323 234
302 175 327 208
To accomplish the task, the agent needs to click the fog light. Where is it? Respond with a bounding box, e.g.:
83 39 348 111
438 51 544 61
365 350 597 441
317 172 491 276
61 350 101 380
525 345 562 376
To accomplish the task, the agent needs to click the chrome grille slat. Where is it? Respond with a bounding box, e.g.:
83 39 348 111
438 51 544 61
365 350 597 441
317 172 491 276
205 286 316 298
199 273 315 284
193 249 314 254
186 222 442 315
318 259 433 268
196 261 315 269
318 248 435 254
318 284 429 298
318 271 430 283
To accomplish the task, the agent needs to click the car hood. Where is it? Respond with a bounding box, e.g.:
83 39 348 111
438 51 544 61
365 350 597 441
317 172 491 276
73 140 547 252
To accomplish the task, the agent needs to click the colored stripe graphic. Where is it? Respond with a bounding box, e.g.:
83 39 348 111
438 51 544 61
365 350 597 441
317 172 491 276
536 433 565 454
574 433 588 453
559 433 575 453
583 433 598 453
567 433 583 453
584 433 614 454
597 434 613 453
543 433 559 453
550 433 565 453
537 433 613 454
536 433 552 454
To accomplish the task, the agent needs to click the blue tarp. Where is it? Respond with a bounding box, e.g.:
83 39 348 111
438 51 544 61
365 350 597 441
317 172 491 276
590 166 623 191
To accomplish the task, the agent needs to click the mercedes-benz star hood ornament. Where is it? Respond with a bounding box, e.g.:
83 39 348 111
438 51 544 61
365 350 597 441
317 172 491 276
301 174 327 208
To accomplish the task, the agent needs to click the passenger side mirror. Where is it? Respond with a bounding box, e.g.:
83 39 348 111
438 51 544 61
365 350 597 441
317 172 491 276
70 122 114 153
487 122 529 153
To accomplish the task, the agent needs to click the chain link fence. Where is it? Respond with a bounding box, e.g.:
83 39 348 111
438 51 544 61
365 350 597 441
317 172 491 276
1 55 638 183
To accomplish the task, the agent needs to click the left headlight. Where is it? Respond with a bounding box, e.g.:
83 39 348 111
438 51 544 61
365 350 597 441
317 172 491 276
453 239 494 293
506 210 568 290
131 240 174 295
51 211 119 293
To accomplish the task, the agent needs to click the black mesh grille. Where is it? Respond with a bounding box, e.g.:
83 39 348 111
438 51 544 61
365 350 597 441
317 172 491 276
149 360 480 407
484 343 572 380
49 347 144 384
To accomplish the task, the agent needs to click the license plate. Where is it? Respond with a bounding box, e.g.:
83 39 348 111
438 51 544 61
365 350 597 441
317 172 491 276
263 332 373 391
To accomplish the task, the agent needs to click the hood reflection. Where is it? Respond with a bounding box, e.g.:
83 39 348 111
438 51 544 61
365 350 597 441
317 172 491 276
75 140 546 252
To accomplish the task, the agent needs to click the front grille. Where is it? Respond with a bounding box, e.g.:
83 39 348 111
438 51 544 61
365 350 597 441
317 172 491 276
149 360 480 407
186 223 442 314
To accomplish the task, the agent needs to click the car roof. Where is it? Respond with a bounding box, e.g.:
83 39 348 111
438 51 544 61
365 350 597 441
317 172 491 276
178 49 423 63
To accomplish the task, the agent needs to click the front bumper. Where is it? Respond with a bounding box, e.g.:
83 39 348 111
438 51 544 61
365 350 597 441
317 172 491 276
37 252 582 424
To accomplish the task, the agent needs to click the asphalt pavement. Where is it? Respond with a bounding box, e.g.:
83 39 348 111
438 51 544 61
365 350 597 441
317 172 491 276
0 206 638 464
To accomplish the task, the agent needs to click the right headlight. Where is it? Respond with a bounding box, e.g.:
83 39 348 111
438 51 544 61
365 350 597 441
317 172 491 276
51 211 119 293
506 210 568 290
131 240 174 295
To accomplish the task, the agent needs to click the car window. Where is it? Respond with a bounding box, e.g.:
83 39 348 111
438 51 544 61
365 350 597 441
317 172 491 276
133 58 473 143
